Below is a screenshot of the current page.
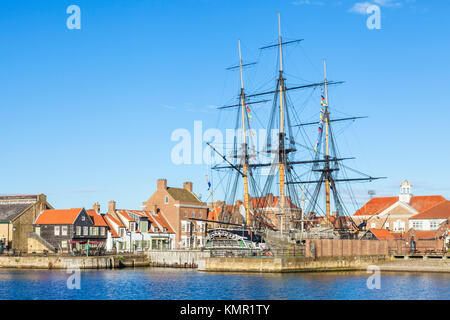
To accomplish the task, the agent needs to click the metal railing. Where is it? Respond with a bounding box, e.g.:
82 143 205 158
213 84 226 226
208 247 305 258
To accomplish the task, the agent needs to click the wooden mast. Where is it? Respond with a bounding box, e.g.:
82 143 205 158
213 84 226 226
238 40 251 230
278 12 286 233
324 59 331 227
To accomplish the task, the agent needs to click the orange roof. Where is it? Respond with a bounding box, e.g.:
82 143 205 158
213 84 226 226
369 228 395 240
410 201 450 220
146 211 175 234
35 208 83 225
354 197 398 216
103 216 120 238
354 196 446 216
105 214 126 228
415 230 438 240
86 210 108 227
208 205 221 221
116 210 133 221
251 196 298 209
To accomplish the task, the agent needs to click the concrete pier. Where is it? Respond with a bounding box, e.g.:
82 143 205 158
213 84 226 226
198 255 387 273
0 254 149 269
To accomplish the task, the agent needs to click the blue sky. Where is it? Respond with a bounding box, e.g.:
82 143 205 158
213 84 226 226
0 0 448 211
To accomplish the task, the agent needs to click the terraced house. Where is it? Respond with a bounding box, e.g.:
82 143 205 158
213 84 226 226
0 194 52 253
103 200 175 252
142 179 208 249
32 208 107 253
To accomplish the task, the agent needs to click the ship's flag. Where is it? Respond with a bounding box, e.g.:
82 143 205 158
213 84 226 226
206 176 211 191
246 107 251 112
321 101 327 107
318 127 323 133
248 113 252 118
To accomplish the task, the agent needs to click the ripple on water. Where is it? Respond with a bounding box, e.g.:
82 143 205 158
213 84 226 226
0 268 448 300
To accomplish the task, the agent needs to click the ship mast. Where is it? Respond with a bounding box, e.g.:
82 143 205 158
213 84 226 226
238 40 251 230
277 13 286 233
323 59 331 227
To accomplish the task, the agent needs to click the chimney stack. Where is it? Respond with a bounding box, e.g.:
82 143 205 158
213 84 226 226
157 179 167 190
183 181 193 193
93 202 100 214
108 200 116 214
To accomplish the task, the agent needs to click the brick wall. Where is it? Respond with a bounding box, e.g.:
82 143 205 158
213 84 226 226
304 239 445 258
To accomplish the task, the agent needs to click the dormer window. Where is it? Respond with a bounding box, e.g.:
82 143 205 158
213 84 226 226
165 196 169 204
130 222 136 232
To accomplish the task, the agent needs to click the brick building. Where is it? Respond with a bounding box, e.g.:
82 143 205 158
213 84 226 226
142 179 208 249
0 194 52 252
353 180 447 235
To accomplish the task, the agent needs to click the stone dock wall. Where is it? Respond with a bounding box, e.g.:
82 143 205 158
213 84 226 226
0 254 149 269
147 250 211 268
198 255 388 273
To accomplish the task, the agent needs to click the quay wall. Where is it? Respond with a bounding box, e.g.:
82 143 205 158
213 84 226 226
0 255 149 269
198 255 387 273
305 239 445 258
147 250 211 268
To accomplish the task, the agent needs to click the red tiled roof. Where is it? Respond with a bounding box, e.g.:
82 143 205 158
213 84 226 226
251 196 298 209
354 197 398 216
35 208 83 225
369 228 395 240
86 209 108 227
415 230 438 240
410 201 450 220
103 216 120 238
146 211 175 234
105 214 125 228
354 196 446 216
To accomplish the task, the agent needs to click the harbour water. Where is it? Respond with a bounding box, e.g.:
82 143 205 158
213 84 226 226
0 268 449 300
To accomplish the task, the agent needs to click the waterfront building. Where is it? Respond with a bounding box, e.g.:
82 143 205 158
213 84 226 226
250 194 300 231
353 180 446 235
103 200 175 252
0 194 52 253
408 201 450 231
142 179 208 249
32 208 107 253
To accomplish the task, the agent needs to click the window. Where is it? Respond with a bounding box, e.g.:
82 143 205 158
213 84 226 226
61 240 67 249
120 228 125 237
130 222 136 232
83 226 88 235
184 211 187 218
394 220 405 232
191 212 195 218
100 227 105 236
199 212 202 219
412 221 423 230
61 226 68 236
371 223 376 229
385 222 390 229
81 216 85 221
430 221 439 229
165 196 169 204
76 226 81 236
54 226 60 236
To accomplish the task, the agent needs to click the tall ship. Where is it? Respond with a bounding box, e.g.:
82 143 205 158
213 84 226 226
205 13 384 249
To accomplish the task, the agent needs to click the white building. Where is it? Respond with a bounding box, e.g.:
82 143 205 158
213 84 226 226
409 200 450 231
101 201 176 253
